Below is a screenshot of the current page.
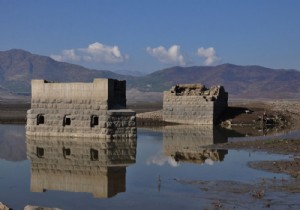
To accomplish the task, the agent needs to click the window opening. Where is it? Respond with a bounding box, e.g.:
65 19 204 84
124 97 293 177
90 115 99 127
63 147 71 158
37 114 44 125
90 149 99 161
36 147 44 158
63 115 71 126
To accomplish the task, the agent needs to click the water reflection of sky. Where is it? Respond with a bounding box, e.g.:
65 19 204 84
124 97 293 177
0 125 296 210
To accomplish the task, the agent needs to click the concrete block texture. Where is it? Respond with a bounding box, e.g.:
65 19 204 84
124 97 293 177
27 79 136 139
163 84 228 124
31 78 126 109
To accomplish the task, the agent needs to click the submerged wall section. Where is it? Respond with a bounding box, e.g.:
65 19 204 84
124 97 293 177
163 84 228 124
26 79 136 139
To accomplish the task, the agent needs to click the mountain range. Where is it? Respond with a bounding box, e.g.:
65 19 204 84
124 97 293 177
0 49 300 100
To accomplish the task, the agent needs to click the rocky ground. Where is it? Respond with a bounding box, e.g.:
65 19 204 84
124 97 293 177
223 100 300 127
175 177 300 209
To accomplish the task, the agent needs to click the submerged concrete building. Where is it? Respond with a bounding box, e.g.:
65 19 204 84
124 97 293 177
163 84 228 125
26 78 136 139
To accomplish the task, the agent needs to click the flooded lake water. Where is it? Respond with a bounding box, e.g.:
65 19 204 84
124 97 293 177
0 124 300 209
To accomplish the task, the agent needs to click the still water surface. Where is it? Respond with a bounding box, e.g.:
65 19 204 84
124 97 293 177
0 124 298 210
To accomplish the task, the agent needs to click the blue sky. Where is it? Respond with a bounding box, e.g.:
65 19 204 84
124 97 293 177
0 0 300 73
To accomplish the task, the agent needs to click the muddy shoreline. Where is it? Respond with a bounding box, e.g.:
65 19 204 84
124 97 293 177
209 139 300 177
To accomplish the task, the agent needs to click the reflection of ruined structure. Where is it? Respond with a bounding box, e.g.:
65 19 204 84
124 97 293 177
163 125 228 164
26 136 136 198
163 84 228 124
26 79 136 138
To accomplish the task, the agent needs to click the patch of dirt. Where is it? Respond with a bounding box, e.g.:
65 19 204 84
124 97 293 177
211 139 300 156
175 178 300 209
209 139 300 179
249 159 300 179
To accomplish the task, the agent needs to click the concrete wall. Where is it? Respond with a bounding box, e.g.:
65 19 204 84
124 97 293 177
27 136 136 198
163 84 228 125
31 78 126 109
27 78 136 138
26 109 136 138
163 93 215 124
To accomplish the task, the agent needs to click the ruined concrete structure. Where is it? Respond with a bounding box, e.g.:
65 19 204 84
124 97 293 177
163 125 228 164
27 136 136 198
26 79 136 138
163 84 228 124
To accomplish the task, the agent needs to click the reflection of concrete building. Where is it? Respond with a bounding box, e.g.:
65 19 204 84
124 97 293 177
163 125 228 164
163 84 228 124
26 79 136 139
26 136 136 198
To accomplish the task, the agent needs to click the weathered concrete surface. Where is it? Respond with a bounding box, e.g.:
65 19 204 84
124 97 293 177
31 78 126 109
26 79 136 139
163 84 228 125
26 136 136 198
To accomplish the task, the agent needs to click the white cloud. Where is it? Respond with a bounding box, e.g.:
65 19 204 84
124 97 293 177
196 47 221 66
51 49 80 62
50 42 128 64
146 45 186 66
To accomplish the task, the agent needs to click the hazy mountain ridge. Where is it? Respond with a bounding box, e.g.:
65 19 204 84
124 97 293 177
131 64 300 98
0 49 133 93
0 49 300 99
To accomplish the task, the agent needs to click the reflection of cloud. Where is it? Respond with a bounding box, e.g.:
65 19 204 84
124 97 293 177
205 158 214 165
146 45 186 66
146 154 179 167
51 42 128 64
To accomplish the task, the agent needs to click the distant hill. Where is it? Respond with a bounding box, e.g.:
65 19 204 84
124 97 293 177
112 69 147 77
0 49 132 94
129 64 300 99
0 49 300 100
